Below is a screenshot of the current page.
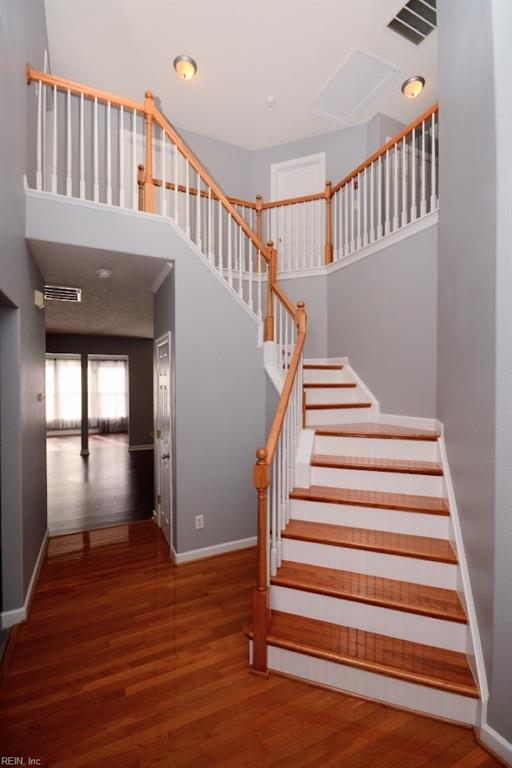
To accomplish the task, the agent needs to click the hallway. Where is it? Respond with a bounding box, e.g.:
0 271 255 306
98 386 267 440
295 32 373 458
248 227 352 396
47 434 154 534
0 522 502 767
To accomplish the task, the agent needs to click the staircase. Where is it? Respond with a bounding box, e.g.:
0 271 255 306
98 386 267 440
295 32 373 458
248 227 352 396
249 358 480 725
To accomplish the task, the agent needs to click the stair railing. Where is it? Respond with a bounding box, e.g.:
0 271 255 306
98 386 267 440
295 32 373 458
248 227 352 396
26 65 272 333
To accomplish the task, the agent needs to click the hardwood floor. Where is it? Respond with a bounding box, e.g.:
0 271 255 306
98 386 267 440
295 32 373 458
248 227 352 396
0 522 503 767
47 434 154 534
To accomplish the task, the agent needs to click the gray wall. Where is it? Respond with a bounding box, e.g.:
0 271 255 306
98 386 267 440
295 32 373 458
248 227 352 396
27 194 267 555
0 0 48 612
45 334 154 447
327 225 438 417
278 274 328 359
438 0 511 740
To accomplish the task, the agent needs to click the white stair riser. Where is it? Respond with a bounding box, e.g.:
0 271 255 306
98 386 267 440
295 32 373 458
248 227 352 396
249 642 478 726
303 369 346 384
281 539 457 589
290 499 451 539
304 387 364 405
306 407 376 426
270 586 468 652
314 435 440 462
310 466 445 497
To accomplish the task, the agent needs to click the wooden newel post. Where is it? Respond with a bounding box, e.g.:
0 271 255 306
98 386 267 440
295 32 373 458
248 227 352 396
137 165 145 212
252 447 270 674
255 194 263 241
324 180 333 265
143 90 155 213
264 241 276 342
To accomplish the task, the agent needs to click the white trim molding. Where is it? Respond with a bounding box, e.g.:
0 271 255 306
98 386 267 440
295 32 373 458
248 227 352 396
172 536 256 565
128 443 154 452
1 530 48 629
479 722 512 767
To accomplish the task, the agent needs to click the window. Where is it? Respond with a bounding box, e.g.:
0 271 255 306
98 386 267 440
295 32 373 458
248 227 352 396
45 356 82 430
88 358 128 433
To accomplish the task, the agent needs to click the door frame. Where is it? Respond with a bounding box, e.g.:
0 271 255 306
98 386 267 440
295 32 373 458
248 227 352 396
154 331 173 554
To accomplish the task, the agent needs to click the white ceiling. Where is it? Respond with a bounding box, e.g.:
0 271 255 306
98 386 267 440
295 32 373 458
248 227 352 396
44 0 437 151
28 241 170 338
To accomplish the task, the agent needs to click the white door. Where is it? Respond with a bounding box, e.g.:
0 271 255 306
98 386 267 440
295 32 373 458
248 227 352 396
154 333 172 550
270 153 326 270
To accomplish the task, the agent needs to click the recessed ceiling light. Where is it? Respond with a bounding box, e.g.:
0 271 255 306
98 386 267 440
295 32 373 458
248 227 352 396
401 76 425 99
265 96 278 108
96 268 112 279
173 55 197 81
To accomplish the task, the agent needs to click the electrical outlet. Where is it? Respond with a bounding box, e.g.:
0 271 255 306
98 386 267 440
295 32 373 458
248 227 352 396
195 514 205 530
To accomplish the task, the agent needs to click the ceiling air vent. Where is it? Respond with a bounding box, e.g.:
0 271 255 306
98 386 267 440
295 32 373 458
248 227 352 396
44 285 82 302
388 0 437 45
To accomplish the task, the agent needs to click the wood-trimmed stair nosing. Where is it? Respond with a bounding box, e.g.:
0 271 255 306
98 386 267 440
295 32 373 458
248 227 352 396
303 382 357 389
311 454 443 477
304 363 344 370
271 561 467 624
282 520 457 564
306 402 373 411
247 612 478 699
313 423 440 441
290 485 450 516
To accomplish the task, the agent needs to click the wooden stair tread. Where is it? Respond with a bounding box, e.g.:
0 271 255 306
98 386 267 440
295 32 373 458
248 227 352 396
264 612 478 698
306 402 373 410
282 520 457 563
314 422 440 441
271 561 467 623
304 363 344 370
311 454 443 476
303 382 357 389
290 485 450 516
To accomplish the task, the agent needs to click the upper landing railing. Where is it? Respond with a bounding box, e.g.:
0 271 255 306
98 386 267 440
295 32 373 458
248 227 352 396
27 65 306 675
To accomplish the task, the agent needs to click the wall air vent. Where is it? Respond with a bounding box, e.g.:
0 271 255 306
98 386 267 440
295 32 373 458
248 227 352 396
388 0 437 45
44 285 82 302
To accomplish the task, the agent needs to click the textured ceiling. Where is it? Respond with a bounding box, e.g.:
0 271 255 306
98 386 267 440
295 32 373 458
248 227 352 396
28 240 170 338
44 0 437 150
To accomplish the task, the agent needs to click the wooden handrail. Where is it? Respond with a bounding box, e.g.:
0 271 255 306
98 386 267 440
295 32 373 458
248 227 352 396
332 102 438 194
151 176 257 209
26 66 145 113
261 191 324 210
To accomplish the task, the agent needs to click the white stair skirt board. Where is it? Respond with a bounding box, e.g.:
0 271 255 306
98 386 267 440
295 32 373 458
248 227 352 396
171 536 256 564
314 435 440 462
310 466 445 497
1 530 49 629
290 499 451 539
270 586 468 653
480 722 512 767
306 407 377 426
249 642 478 727
281 539 457 590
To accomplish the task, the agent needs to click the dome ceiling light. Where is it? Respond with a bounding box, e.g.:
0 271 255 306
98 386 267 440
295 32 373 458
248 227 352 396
173 55 197 81
401 76 425 99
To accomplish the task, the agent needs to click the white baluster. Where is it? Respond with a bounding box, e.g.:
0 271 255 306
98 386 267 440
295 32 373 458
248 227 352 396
357 173 362 249
430 112 437 211
119 105 125 207
248 242 254 311
411 127 416 221
227 210 233 286
93 97 99 202
343 184 348 256
393 143 398 231
363 168 368 246
42 81 46 189
401 136 407 227
51 85 57 194
350 180 355 253
66 89 72 197
185 160 190 236
161 130 167 217
208 187 213 261
421 119 426 216
106 101 112 205
173 145 179 223
270 456 277 576
131 109 137 209
79 93 85 200
36 78 43 190
370 162 375 243
218 200 223 273
385 150 390 235
378 155 383 239
196 173 202 249
257 250 262 322
238 224 243 298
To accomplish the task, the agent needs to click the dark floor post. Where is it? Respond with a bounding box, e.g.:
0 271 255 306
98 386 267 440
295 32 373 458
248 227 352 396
80 353 89 456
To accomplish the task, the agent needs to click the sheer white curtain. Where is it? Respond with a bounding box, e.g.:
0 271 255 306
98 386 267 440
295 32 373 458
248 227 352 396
88 358 128 433
46 356 82 430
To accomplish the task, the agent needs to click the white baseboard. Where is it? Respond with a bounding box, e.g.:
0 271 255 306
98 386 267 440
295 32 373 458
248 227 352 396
172 536 257 564
480 722 512 767
128 444 154 452
1 530 49 629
